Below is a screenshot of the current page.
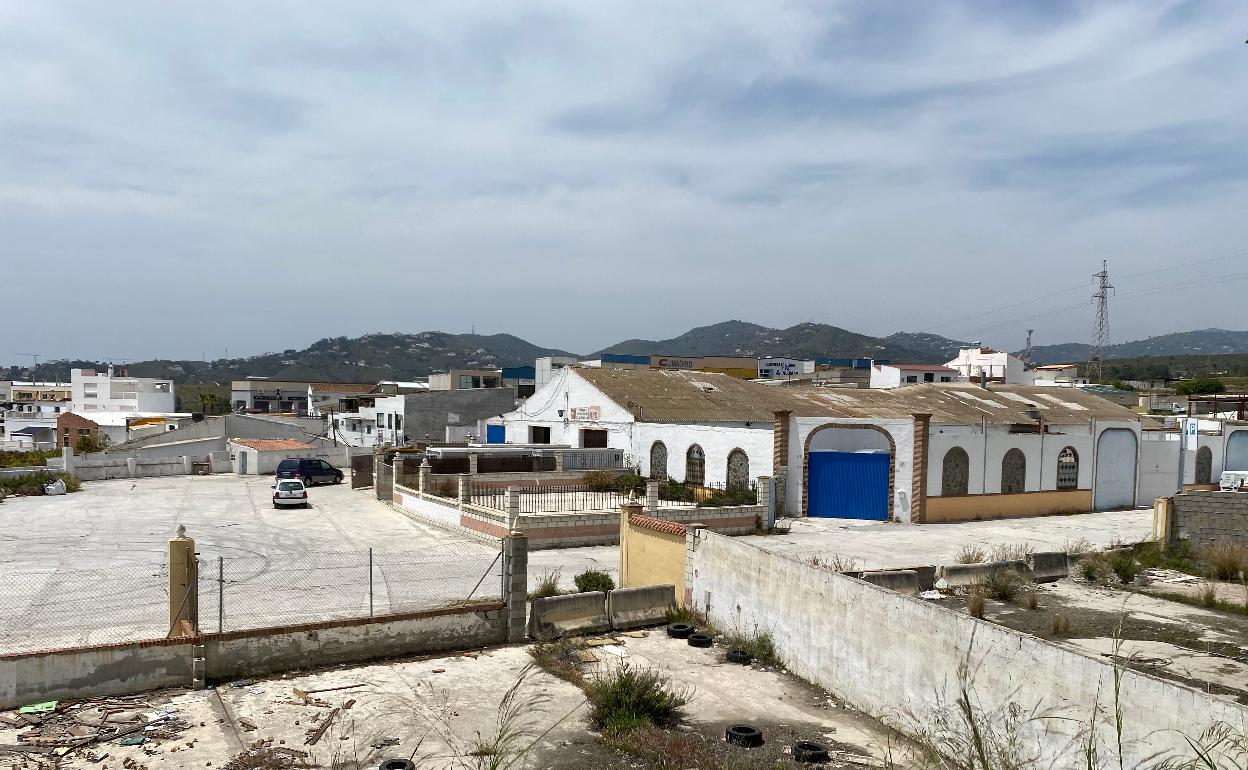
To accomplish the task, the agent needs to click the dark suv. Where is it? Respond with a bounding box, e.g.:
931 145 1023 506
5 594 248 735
275 458 343 485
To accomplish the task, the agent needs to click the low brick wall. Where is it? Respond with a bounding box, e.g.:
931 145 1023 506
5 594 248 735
1169 491 1248 549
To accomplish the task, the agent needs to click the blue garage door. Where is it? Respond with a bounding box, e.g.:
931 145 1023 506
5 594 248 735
808 451 889 520
485 425 506 444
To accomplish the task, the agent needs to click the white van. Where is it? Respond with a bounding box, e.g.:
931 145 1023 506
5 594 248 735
1220 471 1248 492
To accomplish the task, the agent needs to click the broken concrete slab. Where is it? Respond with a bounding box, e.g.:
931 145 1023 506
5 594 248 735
607 585 675 630
527 591 608 638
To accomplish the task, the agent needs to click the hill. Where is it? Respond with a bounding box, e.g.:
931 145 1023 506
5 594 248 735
1028 328 1248 364
597 321 966 363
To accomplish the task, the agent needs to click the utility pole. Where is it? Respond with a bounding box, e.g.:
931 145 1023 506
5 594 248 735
1022 329 1034 368
1090 260 1113 382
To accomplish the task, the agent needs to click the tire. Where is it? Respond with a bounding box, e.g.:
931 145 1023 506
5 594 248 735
667 623 694 639
273 503 280 509
687 632 713 648
793 741 830 763
726 649 753 665
334 473 343 484
379 761 416 770
725 724 763 748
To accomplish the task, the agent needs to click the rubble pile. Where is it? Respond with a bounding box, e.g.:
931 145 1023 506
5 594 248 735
0 695 193 766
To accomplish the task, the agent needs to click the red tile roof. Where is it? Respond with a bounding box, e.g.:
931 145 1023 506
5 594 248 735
628 513 687 536
230 438 314 451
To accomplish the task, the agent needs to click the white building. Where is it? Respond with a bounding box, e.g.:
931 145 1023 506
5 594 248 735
71 368 175 413
535 356 580 391
757 357 815 380
945 347 1028 385
500 368 810 486
1029 364 1089 387
330 395 406 447
868 363 962 389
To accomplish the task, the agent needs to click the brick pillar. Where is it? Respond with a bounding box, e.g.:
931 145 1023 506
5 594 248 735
468 453 479 475
506 486 521 532
418 458 430 494
773 410 791 516
911 414 931 524
645 480 659 512
167 526 198 636
757 476 774 529
502 533 529 643
459 474 471 504
682 523 706 607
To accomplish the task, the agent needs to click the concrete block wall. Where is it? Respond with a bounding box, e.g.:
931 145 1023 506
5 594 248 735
1170 491 1248 549
0 638 194 710
687 530 1248 767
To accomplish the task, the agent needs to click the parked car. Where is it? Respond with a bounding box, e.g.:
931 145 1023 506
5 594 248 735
275 458 343 485
272 479 308 508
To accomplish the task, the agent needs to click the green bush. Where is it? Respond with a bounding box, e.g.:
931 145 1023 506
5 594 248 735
613 474 647 496
583 471 618 492
697 487 757 507
1078 553 1114 584
0 471 80 497
0 449 60 469
1111 552 1139 584
1202 543 1248 581
574 569 615 593
585 663 691 732
528 569 564 600
658 480 695 503
982 569 1028 602
719 630 779 666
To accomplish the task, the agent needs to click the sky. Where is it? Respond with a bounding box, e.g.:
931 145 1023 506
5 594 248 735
4 0 1248 362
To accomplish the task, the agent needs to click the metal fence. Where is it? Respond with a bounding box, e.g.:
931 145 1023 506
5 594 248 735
560 449 630 471
516 484 628 513
0 563 169 654
198 548 503 633
658 480 758 506
468 480 506 511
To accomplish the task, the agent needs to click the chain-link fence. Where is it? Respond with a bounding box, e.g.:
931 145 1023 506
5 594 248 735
0 563 169 654
198 548 504 633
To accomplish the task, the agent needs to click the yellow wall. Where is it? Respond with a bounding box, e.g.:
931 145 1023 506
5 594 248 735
699 366 760 380
924 489 1092 523
620 519 687 603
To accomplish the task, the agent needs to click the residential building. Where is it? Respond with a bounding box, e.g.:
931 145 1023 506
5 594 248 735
230 378 376 414
56 411 192 449
427 369 504 391
945 346 1028 385
307 382 380 417
501 366 536 398
868 363 961 389
329 390 516 447
70 368 175 413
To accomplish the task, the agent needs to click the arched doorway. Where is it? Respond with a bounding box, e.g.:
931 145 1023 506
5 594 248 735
649 441 668 480
1195 446 1213 485
1056 447 1079 490
805 425 893 520
726 449 750 489
1095 429 1138 510
685 445 705 486
941 447 969 496
1001 449 1027 494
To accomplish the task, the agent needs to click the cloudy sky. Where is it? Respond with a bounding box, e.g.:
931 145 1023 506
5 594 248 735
4 1 1247 361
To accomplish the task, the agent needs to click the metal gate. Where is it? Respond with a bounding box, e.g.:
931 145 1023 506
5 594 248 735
486 425 506 444
1094 429 1137 510
807 451 889 520
351 453 374 489
1227 430 1248 472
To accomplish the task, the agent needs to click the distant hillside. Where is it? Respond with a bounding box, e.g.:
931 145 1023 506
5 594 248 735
598 321 966 363
1028 329 1248 364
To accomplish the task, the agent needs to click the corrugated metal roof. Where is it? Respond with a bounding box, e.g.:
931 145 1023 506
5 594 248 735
576 368 812 423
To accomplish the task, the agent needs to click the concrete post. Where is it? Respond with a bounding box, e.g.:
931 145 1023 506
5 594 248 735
506 486 521 532
182 455 193 475
757 476 774 529
645 480 659 512
459 474 471 504
468 453 479 475
555 451 565 472
61 447 74 477
503 533 529 643
682 523 706 608
620 498 643 588
167 525 198 636
126 457 137 478
418 458 431 494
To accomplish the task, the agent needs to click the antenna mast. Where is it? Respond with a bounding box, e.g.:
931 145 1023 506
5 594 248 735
1090 260 1113 382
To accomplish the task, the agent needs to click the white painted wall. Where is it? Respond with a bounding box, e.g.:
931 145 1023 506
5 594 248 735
1140 432 1180 501
788 416 916 521
633 422 773 484
946 348 1027 384
926 423 1096 498
70 369 175 413
502 368 635 450
1094 427 1140 510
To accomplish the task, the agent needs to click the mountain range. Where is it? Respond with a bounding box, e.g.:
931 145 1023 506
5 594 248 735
10 323 1248 386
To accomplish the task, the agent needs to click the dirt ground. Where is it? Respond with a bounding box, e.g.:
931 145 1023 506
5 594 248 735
934 571 1248 704
0 632 916 769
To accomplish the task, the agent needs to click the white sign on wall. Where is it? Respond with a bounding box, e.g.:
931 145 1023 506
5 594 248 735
1183 418 1199 450
570 406 602 420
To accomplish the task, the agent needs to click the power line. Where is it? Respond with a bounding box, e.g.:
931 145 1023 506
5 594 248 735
1089 260 1113 381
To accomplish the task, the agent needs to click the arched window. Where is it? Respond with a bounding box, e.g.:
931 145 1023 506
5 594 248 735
941 447 970 496
1056 447 1079 490
726 449 750 489
649 441 668 481
1196 446 1213 485
1001 448 1026 494
685 444 705 486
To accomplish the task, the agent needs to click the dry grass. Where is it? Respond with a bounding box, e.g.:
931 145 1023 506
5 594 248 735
1200 582 1219 608
982 569 1029 602
956 545 988 564
967 589 986 619
989 542 1035 563
1050 614 1070 636
1064 538 1095 557
1201 543 1248 581
808 553 859 572
1025 590 1039 611
1078 553 1115 585
528 569 563 600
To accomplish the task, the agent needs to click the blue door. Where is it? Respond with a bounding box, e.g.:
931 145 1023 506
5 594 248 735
485 425 506 444
808 451 889 520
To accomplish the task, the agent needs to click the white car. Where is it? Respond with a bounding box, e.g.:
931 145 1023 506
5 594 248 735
272 479 309 508
1220 471 1248 492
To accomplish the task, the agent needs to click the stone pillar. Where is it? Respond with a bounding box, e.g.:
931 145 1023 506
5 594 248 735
126 457 137 478
182 455 193 475
911 413 932 524
418 458 431 494
459 474 471 504
468 453 479 475
645 480 659 512
757 476 774 529
555 452 565 472
506 486 521 532
773 410 791 516
620 497 643 587
502 533 529 643
167 525 198 636
682 523 706 608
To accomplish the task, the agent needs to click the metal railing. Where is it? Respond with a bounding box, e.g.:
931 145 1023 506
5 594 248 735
658 480 758 506
559 448 628 471
468 480 506 511
517 484 628 513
